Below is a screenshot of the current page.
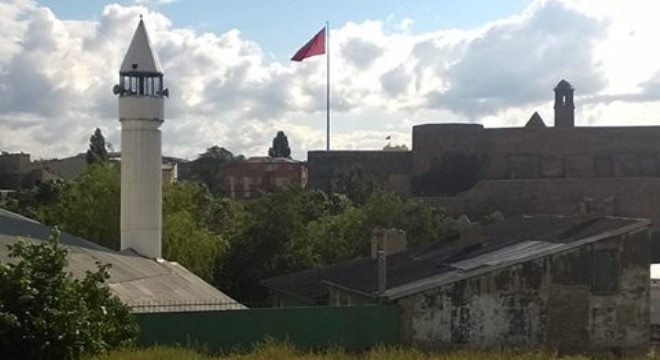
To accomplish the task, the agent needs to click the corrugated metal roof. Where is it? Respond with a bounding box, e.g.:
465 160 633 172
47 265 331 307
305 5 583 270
450 240 564 271
261 215 650 303
0 209 242 312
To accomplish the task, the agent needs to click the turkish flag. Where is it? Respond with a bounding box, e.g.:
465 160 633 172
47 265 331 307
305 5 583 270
291 27 326 62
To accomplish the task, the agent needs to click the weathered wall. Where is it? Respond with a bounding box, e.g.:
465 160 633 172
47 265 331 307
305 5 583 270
399 228 650 353
421 178 660 227
480 127 660 180
307 151 412 195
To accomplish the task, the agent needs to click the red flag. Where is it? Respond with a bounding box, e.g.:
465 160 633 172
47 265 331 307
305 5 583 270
291 27 326 62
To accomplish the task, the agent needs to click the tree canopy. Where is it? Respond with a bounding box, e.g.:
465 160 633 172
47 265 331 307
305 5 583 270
190 146 242 195
0 230 137 359
268 131 291 158
86 128 109 165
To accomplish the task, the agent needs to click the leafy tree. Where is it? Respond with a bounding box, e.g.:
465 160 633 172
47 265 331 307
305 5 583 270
190 146 242 195
86 128 109 165
215 186 331 300
0 229 137 359
382 144 409 151
329 164 378 205
53 163 121 250
4 179 67 224
162 181 229 282
268 131 291 158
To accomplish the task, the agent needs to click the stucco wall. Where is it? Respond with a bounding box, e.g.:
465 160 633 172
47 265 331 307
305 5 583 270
398 228 650 353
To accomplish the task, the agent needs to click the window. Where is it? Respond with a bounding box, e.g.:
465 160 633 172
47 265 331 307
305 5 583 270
591 249 618 295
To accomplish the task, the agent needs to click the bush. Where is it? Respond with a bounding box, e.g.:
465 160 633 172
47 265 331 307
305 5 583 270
0 229 137 359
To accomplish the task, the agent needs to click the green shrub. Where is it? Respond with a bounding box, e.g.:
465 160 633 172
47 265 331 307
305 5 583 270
0 229 137 359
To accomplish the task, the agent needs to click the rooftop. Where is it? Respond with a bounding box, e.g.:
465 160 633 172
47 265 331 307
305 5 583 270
262 215 649 301
120 19 163 74
0 208 242 312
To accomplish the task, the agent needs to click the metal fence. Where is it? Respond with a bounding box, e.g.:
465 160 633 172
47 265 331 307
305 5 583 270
134 304 400 351
126 299 252 313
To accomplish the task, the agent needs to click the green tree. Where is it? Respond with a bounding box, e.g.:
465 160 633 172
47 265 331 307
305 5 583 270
329 164 378 205
162 181 229 282
86 128 109 165
215 186 329 300
4 179 67 224
268 131 291 158
53 163 121 250
0 229 137 359
189 146 242 195
382 144 409 151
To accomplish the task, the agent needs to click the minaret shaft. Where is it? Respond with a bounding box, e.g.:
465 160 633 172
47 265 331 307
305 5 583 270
116 19 166 259
120 98 163 259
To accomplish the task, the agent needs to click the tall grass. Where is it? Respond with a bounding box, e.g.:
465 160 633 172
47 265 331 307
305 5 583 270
89 342 635 360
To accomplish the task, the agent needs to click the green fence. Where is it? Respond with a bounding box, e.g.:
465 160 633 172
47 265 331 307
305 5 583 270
135 305 399 351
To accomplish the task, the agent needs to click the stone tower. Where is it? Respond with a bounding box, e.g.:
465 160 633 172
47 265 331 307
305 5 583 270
554 79 574 127
113 18 168 259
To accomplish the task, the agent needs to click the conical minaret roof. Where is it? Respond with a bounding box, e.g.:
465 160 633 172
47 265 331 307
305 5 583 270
120 18 163 74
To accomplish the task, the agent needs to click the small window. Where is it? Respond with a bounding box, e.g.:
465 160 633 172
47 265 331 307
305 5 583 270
592 249 618 295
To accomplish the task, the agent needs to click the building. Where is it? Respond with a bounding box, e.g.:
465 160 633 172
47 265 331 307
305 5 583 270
224 157 307 198
0 208 241 312
115 18 166 259
262 215 651 353
0 152 69 190
307 80 660 257
1 18 241 313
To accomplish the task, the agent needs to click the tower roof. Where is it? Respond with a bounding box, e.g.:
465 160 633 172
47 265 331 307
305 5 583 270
554 79 573 91
525 111 546 128
120 18 163 74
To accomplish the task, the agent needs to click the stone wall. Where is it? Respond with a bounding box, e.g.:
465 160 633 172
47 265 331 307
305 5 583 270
398 227 650 353
307 150 412 195
421 178 660 227
479 126 660 180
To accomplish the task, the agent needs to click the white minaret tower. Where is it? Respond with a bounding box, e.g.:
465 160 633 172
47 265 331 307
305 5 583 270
114 17 168 259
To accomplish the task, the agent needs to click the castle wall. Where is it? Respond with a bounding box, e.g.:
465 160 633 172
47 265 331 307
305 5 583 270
412 124 484 177
481 127 660 180
307 151 412 195
420 178 660 227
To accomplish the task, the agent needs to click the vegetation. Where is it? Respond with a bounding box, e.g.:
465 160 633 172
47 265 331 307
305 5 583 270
268 131 291 158
91 343 600 360
382 143 409 151
86 128 109 165
0 229 137 359
5 147 458 302
190 146 244 195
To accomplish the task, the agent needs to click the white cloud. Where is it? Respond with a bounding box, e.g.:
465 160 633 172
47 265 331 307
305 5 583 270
2 0 660 160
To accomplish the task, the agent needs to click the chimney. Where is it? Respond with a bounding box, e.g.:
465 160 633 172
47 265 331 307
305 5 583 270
371 227 407 259
457 215 483 249
377 249 386 298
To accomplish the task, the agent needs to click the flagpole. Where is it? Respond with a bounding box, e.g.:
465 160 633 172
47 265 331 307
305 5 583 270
326 21 330 151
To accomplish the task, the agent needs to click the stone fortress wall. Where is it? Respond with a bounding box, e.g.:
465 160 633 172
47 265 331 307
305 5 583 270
307 80 660 252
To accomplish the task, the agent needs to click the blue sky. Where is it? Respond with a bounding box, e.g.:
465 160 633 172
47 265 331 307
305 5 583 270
4 0 660 160
38 0 531 60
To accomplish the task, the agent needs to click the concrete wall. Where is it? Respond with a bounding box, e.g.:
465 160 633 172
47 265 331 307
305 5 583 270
307 151 412 195
398 227 650 353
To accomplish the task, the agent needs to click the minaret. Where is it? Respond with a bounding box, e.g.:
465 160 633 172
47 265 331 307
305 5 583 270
554 79 575 128
113 18 168 259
